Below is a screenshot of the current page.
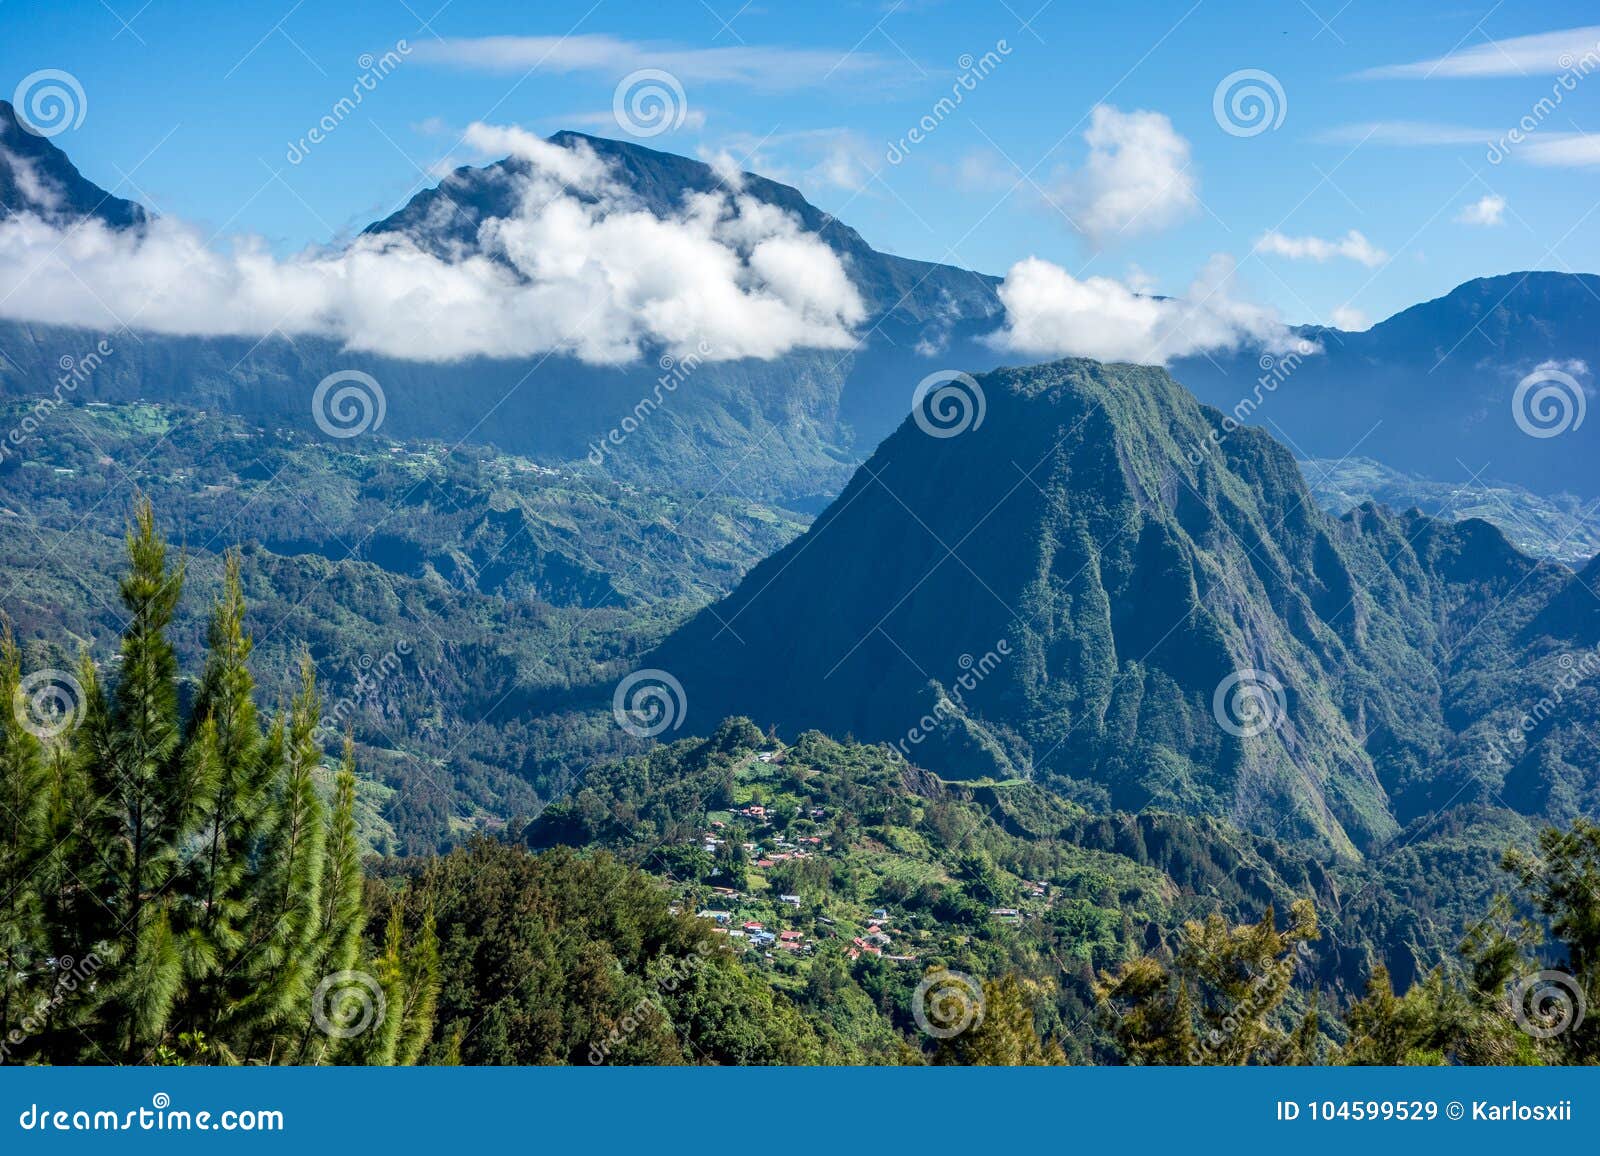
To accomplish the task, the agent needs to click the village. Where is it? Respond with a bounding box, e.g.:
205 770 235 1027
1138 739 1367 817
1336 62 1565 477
666 754 1056 970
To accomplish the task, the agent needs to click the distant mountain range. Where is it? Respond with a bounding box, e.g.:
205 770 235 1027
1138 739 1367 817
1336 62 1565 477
1 99 1596 513
1170 274 1600 508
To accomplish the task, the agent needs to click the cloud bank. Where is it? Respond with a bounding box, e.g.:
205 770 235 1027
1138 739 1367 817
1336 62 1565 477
0 128 866 364
987 255 1298 365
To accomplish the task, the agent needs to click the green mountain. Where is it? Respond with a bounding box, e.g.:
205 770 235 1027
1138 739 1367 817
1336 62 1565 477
649 358 1582 860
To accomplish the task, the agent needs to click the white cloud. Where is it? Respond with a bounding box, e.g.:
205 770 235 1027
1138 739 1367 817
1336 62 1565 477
1330 306 1370 331
1520 133 1600 166
807 131 877 191
1456 194 1507 226
0 146 60 214
1325 120 1600 168
987 254 1300 365
411 34 898 90
703 129 879 194
1358 25 1600 79
1047 105 1198 243
0 128 866 365
1254 229 1387 267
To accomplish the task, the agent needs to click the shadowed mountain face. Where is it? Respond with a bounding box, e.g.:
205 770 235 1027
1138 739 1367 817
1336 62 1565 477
0 100 146 228
1170 272 1600 505
648 358 1582 857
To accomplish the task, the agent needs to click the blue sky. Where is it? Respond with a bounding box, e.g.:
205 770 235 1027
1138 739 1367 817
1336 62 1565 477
4 0 1600 330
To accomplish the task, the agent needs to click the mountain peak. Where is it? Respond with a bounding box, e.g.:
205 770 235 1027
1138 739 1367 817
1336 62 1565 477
0 99 147 229
647 358 1446 856
365 126 875 259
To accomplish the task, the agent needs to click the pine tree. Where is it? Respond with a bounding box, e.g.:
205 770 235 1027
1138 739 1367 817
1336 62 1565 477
78 498 188 1061
935 973 1066 1065
237 658 326 1061
1096 900 1317 1065
295 737 365 1063
0 629 49 1058
175 552 277 1042
0 504 426 1066
351 891 440 1066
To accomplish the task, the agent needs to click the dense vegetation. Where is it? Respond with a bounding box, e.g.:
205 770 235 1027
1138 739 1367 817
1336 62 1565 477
0 399 808 852
3 511 1598 1066
0 504 437 1064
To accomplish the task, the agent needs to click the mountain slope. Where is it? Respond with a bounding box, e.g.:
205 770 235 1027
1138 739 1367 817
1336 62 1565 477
646 358 1569 857
0 99 146 228
1170 272 1600 503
